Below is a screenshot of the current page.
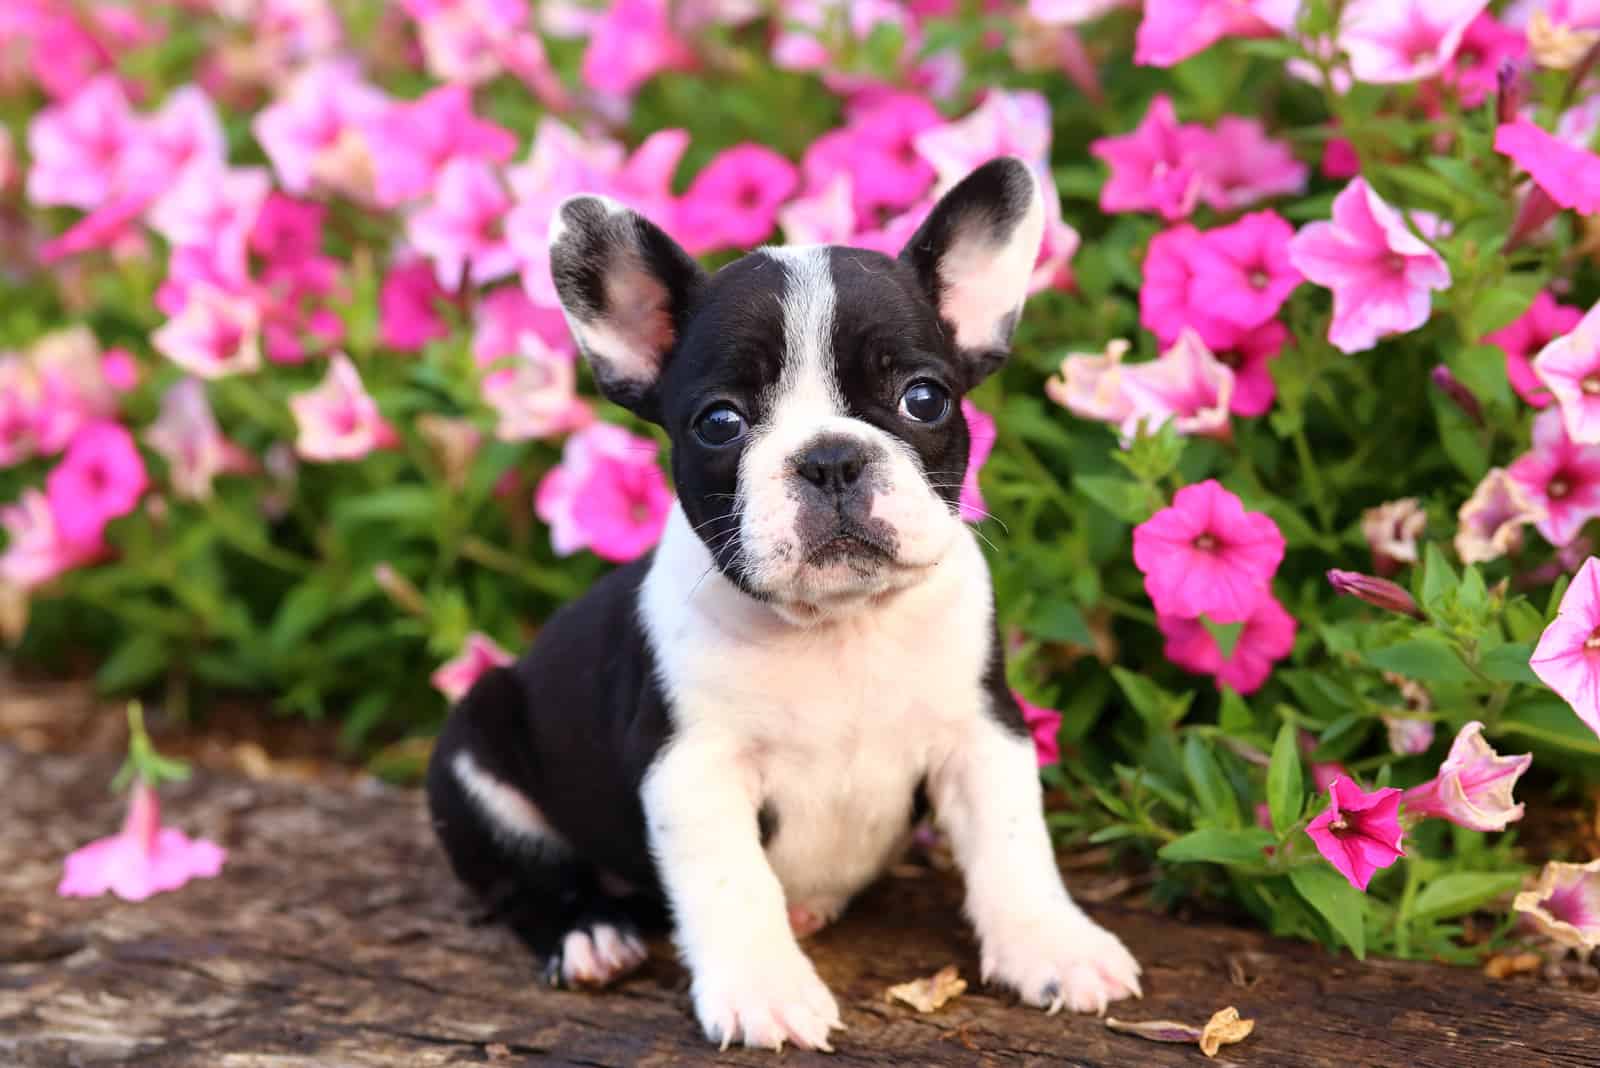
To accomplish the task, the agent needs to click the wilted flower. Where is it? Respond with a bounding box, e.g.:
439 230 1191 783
417 415 483 492
1382 715 1436 756
1045 339 1134 424
1401 721 1531 831
431 632 516 703
1326 569 1426 619
1527 10 1600 70
1513 859 1600 952
59 780 226 901
288 353 397 462
1133 478 1285 623
1361 498 1427 574
1457 467 1546 564
1530 556 1600 739
1305 777 1406 892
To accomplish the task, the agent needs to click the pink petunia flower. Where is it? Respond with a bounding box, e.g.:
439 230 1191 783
1132 477 1286 623
1322 137 1362 180
0 489 97 590
1361 497 1427 574
1030 0 1134 23
1140 225 1239 349
1119 330 1237 442
1531 556 1600 739
1383 716 1436 756
147 163 272 281
59 780 226 902
363 85 518 207
44 421 147 550
1487 292 1584 408
152 284 263 380
1508 409 1600 547
1287 178 1451 354
1184 116 1310 213
1447 13 1526 107
408 158 519 290
28 327 121 455
1214 321 1289 418
1455 467 1545 564
1090 95 1202 221
1306 777 1406 891
1338 0 1490 84
1401 721 1531 832
1134 0 1282 68
1157 591 1298 694
779 174 857 246
1513 859 1600 953
379 259 451 353
1046 339 1135 425
676 144 799 256
1534 300 1600 444
25 74 139 210
431 631 516 703
959 399 997 524
251 60 388 199
144 379 255 502
481 332 593 443
472 285 575 367
100 349 140 393
580 0 697 98
1013 689 1063 767
535 423 674 562
1495 117 1600 216
1184 211 1302 332
839 92 942 217
288 353 398 462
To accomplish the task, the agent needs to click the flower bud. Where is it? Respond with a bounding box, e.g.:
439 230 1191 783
1430 364 1483 424
1326 569 1426 619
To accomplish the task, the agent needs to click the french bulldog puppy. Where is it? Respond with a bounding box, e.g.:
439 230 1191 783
426 156 1142 1051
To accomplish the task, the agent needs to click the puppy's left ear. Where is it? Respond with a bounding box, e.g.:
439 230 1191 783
899 157 1045 388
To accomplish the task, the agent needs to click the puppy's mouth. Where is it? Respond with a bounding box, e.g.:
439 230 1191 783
802 523 896 567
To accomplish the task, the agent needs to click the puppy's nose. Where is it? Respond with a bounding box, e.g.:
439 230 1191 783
794 438 868 494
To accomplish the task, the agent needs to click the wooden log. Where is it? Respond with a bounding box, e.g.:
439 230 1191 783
2 745 1595 1067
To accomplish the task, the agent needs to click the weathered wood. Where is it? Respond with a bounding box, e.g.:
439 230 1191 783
2 745 1596 1068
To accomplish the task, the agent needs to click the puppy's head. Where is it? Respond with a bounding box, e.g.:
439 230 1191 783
549 157 1044 620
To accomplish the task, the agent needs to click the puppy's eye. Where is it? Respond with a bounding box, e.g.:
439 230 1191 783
694 404 747 447
898 380 950 424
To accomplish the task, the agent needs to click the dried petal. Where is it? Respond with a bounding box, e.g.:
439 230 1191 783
1104 1017 1204 1044
1199 1006 1255 1057
886 965 967 1013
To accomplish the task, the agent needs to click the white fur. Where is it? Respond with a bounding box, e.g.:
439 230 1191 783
938 170 1045 352
452 751 566 851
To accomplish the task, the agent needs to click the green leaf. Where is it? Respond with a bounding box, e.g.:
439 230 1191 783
1480 642 1539 685
1183 735 1238 827
1219 689 1254 735
1158 827 1274 865
1025 600 1093 646
1364 639 1475 683
332 486 438 527
1267 723 1304 836
1111 667 1191 729
96 632 170 694
1410 872 1526 923
1202 618 1244 659
267 581 335 655
1289 864 1367 959
1076 474 1154 524
1499 700 1600 757
1430 388 1489 479
1466 275 1542 339
1420 544 1459 615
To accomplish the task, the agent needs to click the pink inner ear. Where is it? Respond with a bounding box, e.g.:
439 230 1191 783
573 254 678 388
936 195 1044 353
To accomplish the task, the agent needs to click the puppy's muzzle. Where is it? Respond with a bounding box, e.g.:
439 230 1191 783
788 435 897 565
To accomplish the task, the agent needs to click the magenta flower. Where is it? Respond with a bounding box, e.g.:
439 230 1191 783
45 421 148 550
1446 13 1526 107
1401 722 1531 832
1534 301 1600 444
1215 321 1289 418
1508 409 1600 547
1455 467 1545 564
1134 0 1281 68
288 353 397 463
1322 137 1362 180
1184 116 1309 213
144 379 254 502
828 92 940 217
431 632 517 703
1496 117 1600 216
1119 330 1237 442
1140 225 1237 349
1306 778 1405 891
1046 339 1134 425
379 260 451 353
676 143 798 255
1514 860 1600 953
1132 478 1286 623
364 85 517 207
1090 95 1202 220
959 399 997 524
1326 570 1425 619
59 780 226 902
1486 291 1583 408
1531 556 1600 739
1157 591 1297 694
0 489 97 591
1338 0 1490 84
1185 211 1301 332
25 74 139 210
535 423 674 563
408 158 519 290
1013 689 1063 767
580 0 696 98
472 285 575 367
481 332 593 443
152 284 263 380
1288 179 1451 355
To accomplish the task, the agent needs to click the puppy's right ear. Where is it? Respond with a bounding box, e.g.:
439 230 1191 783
548 195 706 421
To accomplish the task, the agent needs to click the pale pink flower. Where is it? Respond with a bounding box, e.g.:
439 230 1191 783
1013 689 1063 767
1496 117 1600 216
1531 556 1600 738
1045 339 1135 425
1090 95 1202 220
1514 859 1600 953
1535 301 1600 444
1362 497 1427 574
1338 0 1490 84
1487 292 1583 408
28 327 120 454
380 259 450 353
959 399 997 524
0 489 96 590
58 781 226 902
152 284 263 380
1030 0 1133 23
1383 716 1436 756
431 631 516 703
676 143 798 255
407 0 529 86
363 85 517 207
1185 116 1309 212
119 84 227 200
1134 0 1282 68
0 357 39 468
779 174 856 246
1215 321 1289 417
1401 721 1531 832
481 332 593 443
1185 211 1301 331
408 158 519 290
145 379 254 501
252 60 387 198
1508 409 1600 546
1455 467 1545 564
1287 178 1451 354
581 0 696 97
1326 570 1426 618
25 74 140 209
1306 777 1405 891
147 164 272 280
1119 330 1237 442
45 421 148 550
1133 477 1286 623
472 285 575 367
535 423 673 562
288 353 397 463
1157 590 1297 694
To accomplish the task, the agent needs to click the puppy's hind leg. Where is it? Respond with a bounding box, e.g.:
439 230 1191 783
425 667 655 988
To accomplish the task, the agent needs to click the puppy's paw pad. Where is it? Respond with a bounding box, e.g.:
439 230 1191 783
546 924 648 988
693 949 844 1050
984 915 1142 1016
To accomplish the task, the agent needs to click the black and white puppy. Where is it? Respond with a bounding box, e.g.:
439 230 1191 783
426 156 1141 1051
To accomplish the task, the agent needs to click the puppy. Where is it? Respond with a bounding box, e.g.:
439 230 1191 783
426 156 1141 1051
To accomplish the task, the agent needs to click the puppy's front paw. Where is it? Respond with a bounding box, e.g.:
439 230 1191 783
982 912 1142 1016
691 942 844 1051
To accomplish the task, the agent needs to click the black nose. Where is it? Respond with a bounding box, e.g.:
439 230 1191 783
794 439 868 493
